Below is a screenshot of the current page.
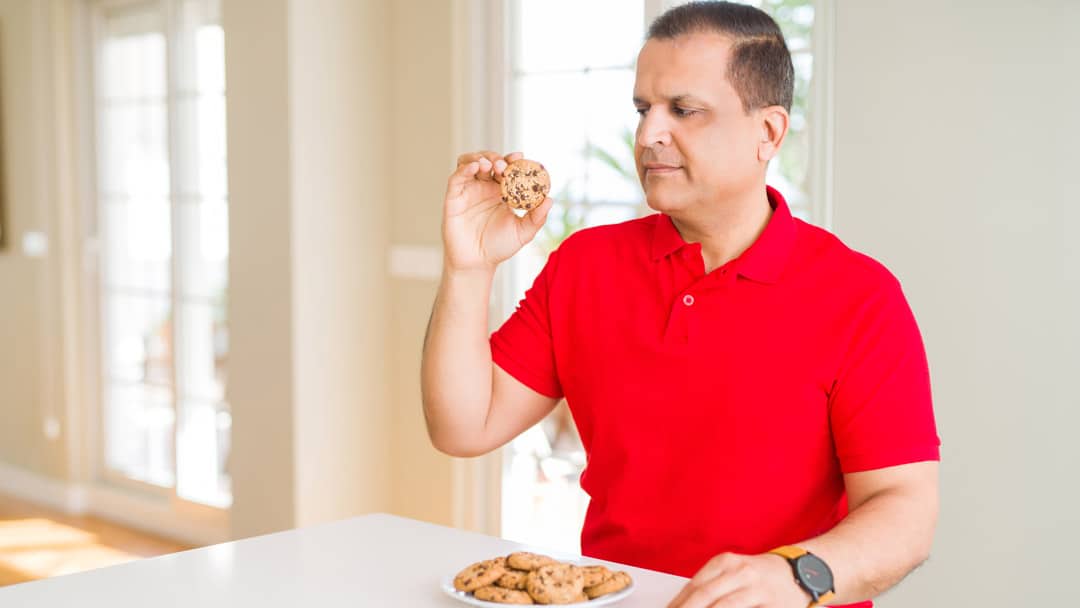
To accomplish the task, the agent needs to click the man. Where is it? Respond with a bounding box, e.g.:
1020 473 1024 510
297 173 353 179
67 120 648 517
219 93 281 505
421 2 940 607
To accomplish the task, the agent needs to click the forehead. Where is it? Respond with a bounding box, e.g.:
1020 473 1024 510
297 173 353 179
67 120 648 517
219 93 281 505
634 32 737 101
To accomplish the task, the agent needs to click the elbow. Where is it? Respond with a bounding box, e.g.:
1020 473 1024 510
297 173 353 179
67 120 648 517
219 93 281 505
423 414 490 459
429 434 490 459
421 393 494 458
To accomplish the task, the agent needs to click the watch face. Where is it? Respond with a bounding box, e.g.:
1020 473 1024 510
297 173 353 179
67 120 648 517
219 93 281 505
795 554 834 594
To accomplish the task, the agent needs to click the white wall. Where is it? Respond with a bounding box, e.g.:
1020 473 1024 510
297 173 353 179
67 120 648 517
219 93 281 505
0 0 74 482
224 0 395 537
832 1 1079 604
287 0 393 529
222 0 297 539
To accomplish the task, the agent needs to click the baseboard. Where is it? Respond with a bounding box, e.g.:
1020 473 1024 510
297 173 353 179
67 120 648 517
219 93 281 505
83 483 230 547
0 460 229 548
0 460 86 513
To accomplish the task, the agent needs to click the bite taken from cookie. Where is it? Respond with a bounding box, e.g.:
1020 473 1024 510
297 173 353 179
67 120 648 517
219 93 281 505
500 159 551 211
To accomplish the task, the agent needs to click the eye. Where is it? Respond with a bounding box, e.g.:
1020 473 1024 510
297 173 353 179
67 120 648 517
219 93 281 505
673 106 698 117
635 107 648 117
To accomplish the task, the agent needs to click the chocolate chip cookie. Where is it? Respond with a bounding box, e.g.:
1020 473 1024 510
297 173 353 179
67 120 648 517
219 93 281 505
500 159 550 211
496 569 530 591
525 563 585 604
474 585 535 604
583 570 632 599
506 552 556 572
579 565 611 588
453 557 508 592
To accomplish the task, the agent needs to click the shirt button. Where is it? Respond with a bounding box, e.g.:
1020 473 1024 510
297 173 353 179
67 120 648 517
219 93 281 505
683 294 695 306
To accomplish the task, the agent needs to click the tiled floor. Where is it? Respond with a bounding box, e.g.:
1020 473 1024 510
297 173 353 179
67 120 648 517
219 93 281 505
0 493 191 587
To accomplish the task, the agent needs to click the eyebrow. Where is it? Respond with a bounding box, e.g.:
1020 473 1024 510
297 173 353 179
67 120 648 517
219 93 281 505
633 94 708 107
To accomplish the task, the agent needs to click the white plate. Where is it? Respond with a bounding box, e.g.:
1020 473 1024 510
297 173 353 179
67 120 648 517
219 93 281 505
440 568 635 607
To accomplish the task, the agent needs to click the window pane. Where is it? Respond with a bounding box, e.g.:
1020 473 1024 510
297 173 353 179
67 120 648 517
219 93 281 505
584 204 638 227
95 0 230 508
174 0 224 93
100 103 170 197
104 381 175 488
177 397 231 507
175 94 227 199
514 72 588 202
179 199 228 299
516 0 643 72
103 199 172 293
584 70 641 204
103 293 172 386
196 23 226 92
176 300 227 402
101 31 165 100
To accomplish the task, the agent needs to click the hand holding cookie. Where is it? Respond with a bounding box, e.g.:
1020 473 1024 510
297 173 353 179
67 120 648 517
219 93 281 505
442 151 554 273
449 552 633 605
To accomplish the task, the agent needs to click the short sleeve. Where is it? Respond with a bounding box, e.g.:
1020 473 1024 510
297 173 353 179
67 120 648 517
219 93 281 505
490 249 564 399
829 275 942 473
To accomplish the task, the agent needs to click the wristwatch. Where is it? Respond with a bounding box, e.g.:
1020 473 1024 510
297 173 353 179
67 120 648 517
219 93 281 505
768 545 836 607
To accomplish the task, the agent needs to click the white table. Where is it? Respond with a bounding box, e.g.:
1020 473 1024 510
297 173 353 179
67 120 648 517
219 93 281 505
0 513 688 607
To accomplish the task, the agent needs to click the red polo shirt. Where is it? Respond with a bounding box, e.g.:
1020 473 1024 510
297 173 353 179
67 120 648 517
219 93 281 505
490 186 940 608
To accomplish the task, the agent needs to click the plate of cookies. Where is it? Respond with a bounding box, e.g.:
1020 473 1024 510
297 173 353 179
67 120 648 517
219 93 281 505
442 551 634 606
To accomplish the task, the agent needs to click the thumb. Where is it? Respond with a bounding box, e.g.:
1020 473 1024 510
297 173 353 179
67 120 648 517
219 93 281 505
518 197 555 243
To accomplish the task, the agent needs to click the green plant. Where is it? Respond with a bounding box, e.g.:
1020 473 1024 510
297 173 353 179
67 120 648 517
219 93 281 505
535 127 641 255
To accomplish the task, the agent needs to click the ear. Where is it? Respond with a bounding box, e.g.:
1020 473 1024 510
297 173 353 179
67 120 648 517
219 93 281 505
756 106 789 163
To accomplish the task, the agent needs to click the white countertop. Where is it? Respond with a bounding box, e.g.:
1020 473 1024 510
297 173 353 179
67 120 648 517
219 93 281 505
0 513 688 607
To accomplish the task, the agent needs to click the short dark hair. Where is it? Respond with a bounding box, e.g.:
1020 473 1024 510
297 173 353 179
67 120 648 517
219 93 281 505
647 1 794 114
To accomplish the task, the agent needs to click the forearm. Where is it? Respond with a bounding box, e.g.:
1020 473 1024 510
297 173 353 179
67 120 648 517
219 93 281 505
798 487 938 604
420 266 497 454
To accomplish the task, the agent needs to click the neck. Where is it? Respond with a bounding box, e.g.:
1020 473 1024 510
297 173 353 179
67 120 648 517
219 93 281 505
669 185 773 274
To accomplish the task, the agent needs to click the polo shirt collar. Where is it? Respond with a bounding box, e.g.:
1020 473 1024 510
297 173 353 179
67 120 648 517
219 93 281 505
650 185 797 284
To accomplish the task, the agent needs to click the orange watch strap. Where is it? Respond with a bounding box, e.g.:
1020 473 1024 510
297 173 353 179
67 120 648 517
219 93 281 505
768 545 808 560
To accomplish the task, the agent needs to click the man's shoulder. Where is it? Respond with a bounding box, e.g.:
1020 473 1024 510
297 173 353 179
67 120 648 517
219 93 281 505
795 219 903 293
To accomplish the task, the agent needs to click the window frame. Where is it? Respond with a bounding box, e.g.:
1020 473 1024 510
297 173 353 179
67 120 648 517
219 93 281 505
79 0 232 528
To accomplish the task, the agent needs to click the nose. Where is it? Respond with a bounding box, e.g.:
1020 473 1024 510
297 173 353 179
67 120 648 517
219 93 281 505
637 108 672 148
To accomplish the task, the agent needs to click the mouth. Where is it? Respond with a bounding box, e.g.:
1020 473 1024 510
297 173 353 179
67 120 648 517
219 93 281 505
644 164 682 175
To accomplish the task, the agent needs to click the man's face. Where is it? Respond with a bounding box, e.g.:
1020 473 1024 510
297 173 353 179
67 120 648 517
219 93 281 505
633 32 766 214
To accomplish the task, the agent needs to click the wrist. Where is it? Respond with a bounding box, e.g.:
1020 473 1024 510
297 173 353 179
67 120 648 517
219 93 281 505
442 263 496 283
768 546 836 607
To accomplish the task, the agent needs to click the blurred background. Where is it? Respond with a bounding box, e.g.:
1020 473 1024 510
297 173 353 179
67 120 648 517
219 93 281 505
0 0 1076 605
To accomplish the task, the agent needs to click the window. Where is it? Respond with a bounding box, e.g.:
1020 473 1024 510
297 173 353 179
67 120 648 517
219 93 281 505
500 0 822 553
91 0 230 509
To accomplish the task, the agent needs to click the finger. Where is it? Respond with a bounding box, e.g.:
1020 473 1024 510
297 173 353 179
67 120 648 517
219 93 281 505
671 574 747 608
445 161 482 213
517 197 554 244
492 158 509 183
705 587 759 608
504 151 524 163
447 160 481 190
668 556 734 608
456 150 500 168
688 555 734 587
474 156 497 182
528 197 554 227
